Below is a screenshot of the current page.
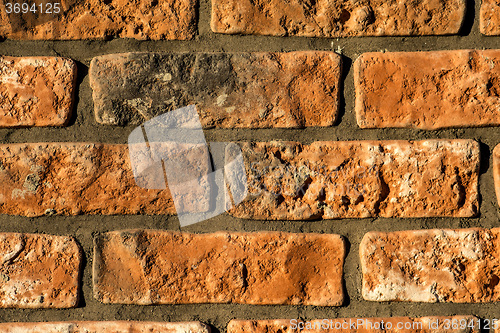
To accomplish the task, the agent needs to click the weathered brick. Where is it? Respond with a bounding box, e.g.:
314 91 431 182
0 0 195 40
93 230 345 306
355 50 500 129
89 52 341 127
0 321 209 332
492 144 500 208
229 140 479 220
0 233 81 308
0 56 76 127
211 0 465 37
0 143 183 216
228 316 479 332
361 228 500 303
481 0 500 35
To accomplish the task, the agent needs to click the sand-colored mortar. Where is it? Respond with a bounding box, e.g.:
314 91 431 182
1 0 500 331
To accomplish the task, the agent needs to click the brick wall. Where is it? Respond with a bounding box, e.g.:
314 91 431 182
1 0 500 331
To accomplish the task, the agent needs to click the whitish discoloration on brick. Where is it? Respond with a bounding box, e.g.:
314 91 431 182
361 228 500 303
0 233 81 308
0 0 196 40
89 52 341 128
0 321 209 332
481 0 500 35
212 0 465 37
228 316 479 332
228 140 479 220
94 230 345 306
0 143 196 216
355 50 500 129
0 57 76 127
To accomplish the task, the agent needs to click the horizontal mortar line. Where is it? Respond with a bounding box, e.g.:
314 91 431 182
0 216 489 232
2 128 500 141
3 38 500 56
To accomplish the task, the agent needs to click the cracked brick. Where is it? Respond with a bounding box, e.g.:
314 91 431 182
361 228 500 303
229 140 479 220
0 56 76 127
0 233 81 308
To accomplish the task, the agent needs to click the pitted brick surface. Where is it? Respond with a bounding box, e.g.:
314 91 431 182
0 56 76 127
93 230 345 306
0 233 81 308
0 0 196 40
355 50 500 129
211 0 465 37
228 140 479 220
228 317 479 332
0 143 185 216
481 0 500 35
89 52 341 128
361 228 500 303
0 321 209 332
491 144 500 209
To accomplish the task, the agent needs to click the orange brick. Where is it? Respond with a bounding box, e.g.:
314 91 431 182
0 321 209 332
228 316 480 332
361 228 500 303
481 0 500 35
89 52 341 127
355 50 500 129
230 140 479 220
211 0 465 37
0 233 81 308
0 143 182 216
0 56 76 127
0 0 195 40
93 230 345 306
492 144 500 208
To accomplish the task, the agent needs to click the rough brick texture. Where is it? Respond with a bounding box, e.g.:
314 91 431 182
355 50 500 129
0 0 195 40
211 0 465 37
229 140 479 220
228 316 479 332
93 230 345 306
89 52 341 128
0 56 76 127
0 143 178 216
0 233 81 308
492 144 500 208
0 321 209 332
481 0 500 35
361 228 500 303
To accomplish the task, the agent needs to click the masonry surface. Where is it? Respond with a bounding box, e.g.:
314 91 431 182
3 0 500 332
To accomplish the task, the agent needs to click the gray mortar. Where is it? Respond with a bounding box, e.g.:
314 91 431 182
1 0 500 331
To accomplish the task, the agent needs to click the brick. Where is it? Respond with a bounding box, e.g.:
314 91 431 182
0 143 184 216
228 316 479 332
93 230 345 306
481 0 500 35
0 233 81 308
0 56 76 127
361 228 500 303
89 52 341 128
355 50 500 129
229 140 479 220
492 144 500 208
211 0 465 37
0 0 195 40
0 321 209 332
